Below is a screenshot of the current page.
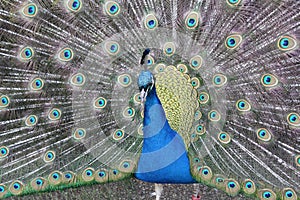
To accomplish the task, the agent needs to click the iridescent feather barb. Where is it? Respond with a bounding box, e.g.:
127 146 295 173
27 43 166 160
0 0 300 200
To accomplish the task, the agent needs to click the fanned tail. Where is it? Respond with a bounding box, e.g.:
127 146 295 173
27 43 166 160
0 0 299 199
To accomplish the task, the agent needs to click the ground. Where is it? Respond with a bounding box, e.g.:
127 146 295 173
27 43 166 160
7 178 253 200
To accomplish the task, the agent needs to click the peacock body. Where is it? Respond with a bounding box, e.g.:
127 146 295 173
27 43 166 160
0 0 299 199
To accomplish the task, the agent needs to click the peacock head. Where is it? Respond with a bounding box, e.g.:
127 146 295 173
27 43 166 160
137 70 154 102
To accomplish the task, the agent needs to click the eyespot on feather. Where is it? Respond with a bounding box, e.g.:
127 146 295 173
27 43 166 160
82 167 95 182
225 34 242 49
277 36 297 51
43 150 56 163
105 1 121 16
9 181 24 195
25 115 38 127
190 55 203 70
242 179 256 195
19 46 34 61
163 42 176 56
185 11 199 29
144 14 158 30
66 0 83 12
0 146 9 159
48 171 63 185
21 3 38 18
0 95 10 108
58 47 74 62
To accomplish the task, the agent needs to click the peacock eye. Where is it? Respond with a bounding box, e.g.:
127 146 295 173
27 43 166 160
227 0 241 6
256 128 272 142
0 146 9 158
94 97 107 109
263 191 272 198
194 110 202 120
117 74 132 87
189 55 203 70
208 110 221 121
212 74 227 87
73 128 86 140
86 170 92 176
177 64 188 73
246 182 252 188
277 36 297 51
30 78 44 91
261 74 278 87
241 179 256 194
81 168 95 182
43 150 56 163
30 177 48 191
202 169 209 175
113 129 125 141
228 181 236 188
154 63 165 73
67 0 82 12
225 179 241 196
0 95 10 108
105 1 121 16
99 171 106 177
62 171 75 183
25 115 38 126
287 112 300 126
185 11 199 29
285 190 293 198
133 93 142 104
21 3 38 18
195 124 205 135
48 108 62 120
0 185 5 193
70 73 86 86
199 166 212 181
65 173 71 179
282 188 297 200
9 181 24 195
36 179 43 185
58 48 74 61
198 92 209 104
144 14 158 30
123 107 135 118
163 42 176 56
190 77 200 89
104 41 120 55
148 20 155 28
216 177 224 183
257 189 277 200
48 171 63 185
19 47 34 61
52 173 60 179
146 55 155 66
236 99 251 112
225 34 242 49
137 124 143 136
218 132 231 144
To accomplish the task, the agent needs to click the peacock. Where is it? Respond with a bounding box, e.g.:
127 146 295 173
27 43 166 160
0 0 299 200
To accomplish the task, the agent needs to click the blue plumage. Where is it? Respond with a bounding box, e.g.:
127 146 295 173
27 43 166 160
134 86 196 184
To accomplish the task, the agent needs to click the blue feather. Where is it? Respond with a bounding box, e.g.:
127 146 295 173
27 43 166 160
134 87 196 183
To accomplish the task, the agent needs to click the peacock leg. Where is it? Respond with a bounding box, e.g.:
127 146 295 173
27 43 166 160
151 183 163 200
191 184 201 200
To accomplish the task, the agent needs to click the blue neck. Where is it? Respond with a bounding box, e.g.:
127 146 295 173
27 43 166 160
134 86 196 183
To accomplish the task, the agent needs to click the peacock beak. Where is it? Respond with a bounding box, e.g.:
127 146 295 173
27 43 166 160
140 88 147 103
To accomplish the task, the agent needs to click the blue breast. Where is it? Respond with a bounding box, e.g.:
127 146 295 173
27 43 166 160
134 87 196 183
